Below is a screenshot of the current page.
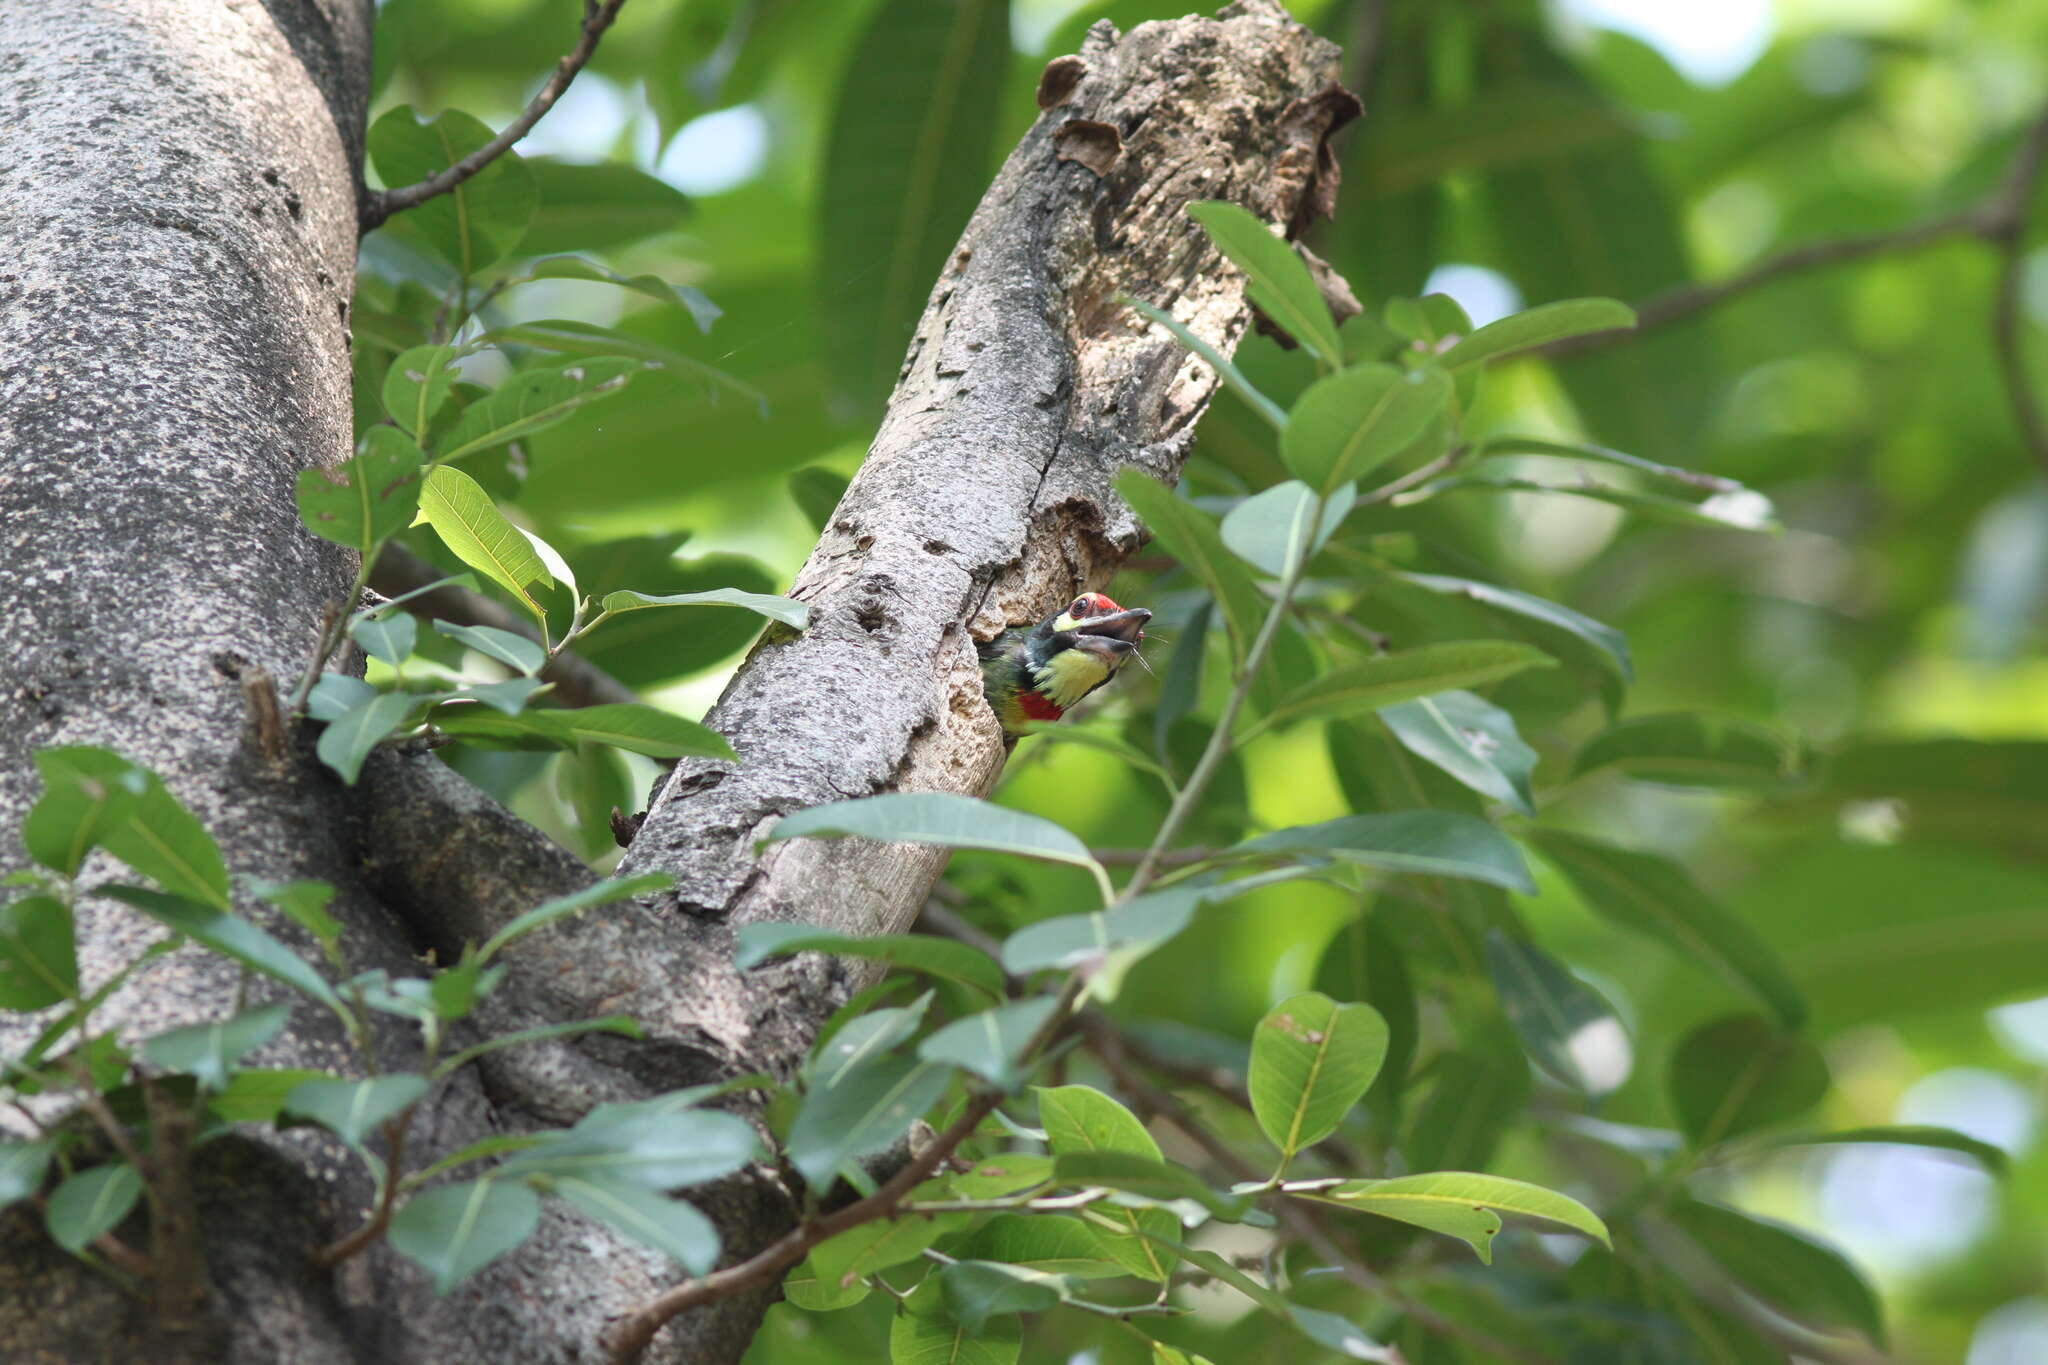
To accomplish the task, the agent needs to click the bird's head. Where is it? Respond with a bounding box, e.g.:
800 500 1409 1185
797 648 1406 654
1027 592 1152 709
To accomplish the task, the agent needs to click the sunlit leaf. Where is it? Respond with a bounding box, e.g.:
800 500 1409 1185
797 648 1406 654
1188 201 1342 367
1249 992 1389 1164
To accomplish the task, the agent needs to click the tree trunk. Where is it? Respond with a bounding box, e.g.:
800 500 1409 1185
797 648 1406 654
0 1 1348 1360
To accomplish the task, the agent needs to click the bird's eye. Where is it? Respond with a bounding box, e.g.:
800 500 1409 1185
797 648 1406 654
1069 598 1089 616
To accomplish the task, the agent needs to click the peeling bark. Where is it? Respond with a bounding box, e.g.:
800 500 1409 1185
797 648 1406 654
0 1 1348 1361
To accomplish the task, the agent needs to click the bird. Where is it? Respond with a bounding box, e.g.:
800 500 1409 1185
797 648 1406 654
979 592 1152 740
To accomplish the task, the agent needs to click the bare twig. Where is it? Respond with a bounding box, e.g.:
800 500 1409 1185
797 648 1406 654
311 1111 413 1269
368 545 638 709
1549 104 2048 472
360 0 629 230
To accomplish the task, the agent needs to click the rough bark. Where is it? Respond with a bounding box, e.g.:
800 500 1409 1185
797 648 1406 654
0 1 1348 1362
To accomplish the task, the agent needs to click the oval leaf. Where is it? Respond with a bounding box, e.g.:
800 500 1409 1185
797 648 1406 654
1484 932 1630 1095
1669 1015 1829 1147
368 106 537 274
601 587 809 631
1258 642 1554 732
284 1073 429 1147
1282 363 1453 493
762 794 1096 873
1572 713 1796 789
1378 689 1540 815
1530 829 1806 1029
1249 992 1389 1164
1311 1171 1609 1264
1187 201 1342 367
387 1178 541 1296
416 465 553 618
1438 297 1636 369
45 1163 142 1253
295 427 426 555
735 923 1004 1002
1237 812 1535 895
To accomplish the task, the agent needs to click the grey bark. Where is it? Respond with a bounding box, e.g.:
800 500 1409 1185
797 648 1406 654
0 1 1347 1361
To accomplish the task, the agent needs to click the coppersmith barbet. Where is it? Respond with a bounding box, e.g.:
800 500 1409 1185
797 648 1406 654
980 592 1151 740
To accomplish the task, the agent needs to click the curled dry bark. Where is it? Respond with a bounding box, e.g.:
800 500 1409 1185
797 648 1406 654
0 0 1349 1360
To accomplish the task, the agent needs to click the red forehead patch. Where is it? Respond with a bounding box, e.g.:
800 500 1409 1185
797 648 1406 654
1075 592 1119 614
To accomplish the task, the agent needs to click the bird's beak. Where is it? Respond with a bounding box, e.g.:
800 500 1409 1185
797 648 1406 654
1074 607 1150 644
1069 633 1138 665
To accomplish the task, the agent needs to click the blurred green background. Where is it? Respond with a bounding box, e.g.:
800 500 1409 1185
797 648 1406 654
364 0 2048 1359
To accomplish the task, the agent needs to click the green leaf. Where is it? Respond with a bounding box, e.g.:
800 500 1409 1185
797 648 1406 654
524 255 718 333
316 691 417 785
918 999 1060 1088
139 1001 291 1091
0 1140 55 1208
436 357 647 464
1378 690 1540 815
788 466 851 532
28 748 230 906
553 1175 720 1274
368 106 537 275
599 587 810 631
475 320 761 410
387 1178 541 1295
1036 1085 1175 1282
1122 297 1287 429
1308 1172 1609 1263
1668 1198 1883 1343
1755 1126 2007 1176
1385 293 1472 349
0 897 77 1010
382 344 460 436
206 1068 336 1124
810 1215 964 1288
819 0 1010 411
431 620 547 676
1394 570 1633 693
1404 1048 1528 1172
1187 201 1342 368
306 674 377 723
477 873 674 962
1220 481 1354 579
1282 364 1453 494
349 610 417 668
518 160 692 257
1249 991 1389 1164
436 702 737 761
1572 713 1796 789
500 1106 759 1188
1669 1015 1829 1147
1000 868 1315 976
954 1213 1125 1278
1530 829 1806 1029
416 465 553 618
101 887 340 1009
45 1163 142 1253
948 1153 1054 1199
1114 472 1269 666
1056 1149 1248 1221
735 924 1004 1002
284 1074 429 1146
1410 469 1779 532
1484 932 1629 1095
783 1256 872 1312
295 427 426 554
762 794 1097 875
1438 297 1635 368
786 1054 951 1192
889 1298 1021 1365
1237 812 1534 894
939 1259 1072 1333
1256 643 1553 733
1472 434 1748 493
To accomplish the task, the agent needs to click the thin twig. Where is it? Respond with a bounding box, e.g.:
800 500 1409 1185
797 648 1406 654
1537 100 2048 483
360 0 629 230
1983 107 2048 474
311 1111 413 1269
1089 846 1218 868
368 545 638 709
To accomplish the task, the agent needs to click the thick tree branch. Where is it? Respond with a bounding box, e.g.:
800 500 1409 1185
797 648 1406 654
359 0 627 230
368 544 639 708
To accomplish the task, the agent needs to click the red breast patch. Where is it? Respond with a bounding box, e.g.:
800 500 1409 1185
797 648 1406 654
1017 690 1064 722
